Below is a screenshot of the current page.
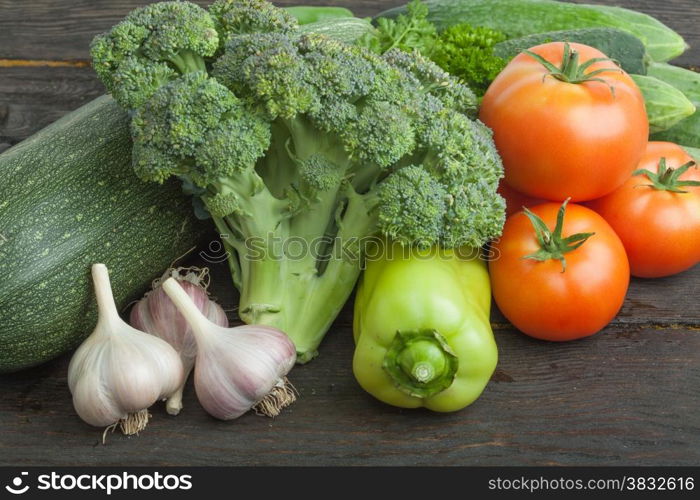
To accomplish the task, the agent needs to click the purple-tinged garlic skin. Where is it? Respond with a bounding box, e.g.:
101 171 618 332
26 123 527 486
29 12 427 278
130 269 228 415
161 278 297 421
194 325 296 420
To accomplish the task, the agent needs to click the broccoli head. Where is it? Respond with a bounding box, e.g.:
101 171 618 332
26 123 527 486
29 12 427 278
91 1 219 108
211 30 502 247
94 0 505 362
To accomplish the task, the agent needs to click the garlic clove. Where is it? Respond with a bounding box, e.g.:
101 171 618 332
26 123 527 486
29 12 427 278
194 326 297 420
161 278 297 421
129 267 229 416
68 264 184 436
70 358 126 427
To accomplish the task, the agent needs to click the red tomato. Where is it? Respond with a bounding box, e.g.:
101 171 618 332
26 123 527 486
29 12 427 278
480 42 648 202
498 181 545 217
587 142 700 278
490 201 629 341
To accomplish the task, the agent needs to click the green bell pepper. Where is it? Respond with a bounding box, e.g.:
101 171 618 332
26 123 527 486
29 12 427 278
353 241 498 412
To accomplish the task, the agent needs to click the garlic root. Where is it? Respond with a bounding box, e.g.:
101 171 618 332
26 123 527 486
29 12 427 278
253 377 297 417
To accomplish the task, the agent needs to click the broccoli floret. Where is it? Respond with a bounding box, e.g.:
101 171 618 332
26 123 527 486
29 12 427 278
94 0 505 363
376 166 447 247
213 32 318 119
209 0 298 46
91 1 219 108
383 48 478 116
131 71 271 195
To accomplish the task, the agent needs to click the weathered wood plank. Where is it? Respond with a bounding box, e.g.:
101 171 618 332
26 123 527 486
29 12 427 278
0 0 698 65
0 66 103 147
0 323 696 466
0 0 387 61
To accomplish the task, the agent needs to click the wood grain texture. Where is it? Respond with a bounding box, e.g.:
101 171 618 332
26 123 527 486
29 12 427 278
1 322 697 466
2 256 698 466
0 0 699 466
0 0 393 61
0 66 103 147
0 0 699 65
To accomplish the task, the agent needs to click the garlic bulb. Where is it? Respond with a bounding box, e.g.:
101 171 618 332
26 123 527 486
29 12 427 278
162 278 297 420
130 267 228 415
68 264 183 436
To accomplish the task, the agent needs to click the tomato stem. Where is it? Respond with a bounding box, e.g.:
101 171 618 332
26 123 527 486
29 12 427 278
524 42 621 96
522 199 595 273
634 157 700 194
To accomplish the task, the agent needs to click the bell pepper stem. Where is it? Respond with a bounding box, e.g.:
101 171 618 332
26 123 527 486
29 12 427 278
410 363 435 383
383 329 459 398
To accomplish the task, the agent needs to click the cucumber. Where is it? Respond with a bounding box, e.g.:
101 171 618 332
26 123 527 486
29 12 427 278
300 17 376 45
631 75 696 134
647 63 700 102
494 28 648 75
682 146 700 163
0 96 210 372
652 112 700 147
285 6 354 24
376 0 686 62
650 65 700 147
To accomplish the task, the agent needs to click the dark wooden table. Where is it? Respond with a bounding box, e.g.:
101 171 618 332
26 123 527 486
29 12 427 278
1 0 699 466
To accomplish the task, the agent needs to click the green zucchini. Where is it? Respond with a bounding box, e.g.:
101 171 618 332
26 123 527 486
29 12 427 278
0 96 211 373
376 0 686 62
631 75 696 134
285 6 354 24
300 17 376 45
650 65 700 147
493 28 648 75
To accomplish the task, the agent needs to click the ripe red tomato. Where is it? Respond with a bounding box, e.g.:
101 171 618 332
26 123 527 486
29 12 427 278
588 142 700 278
480 42 648 202
490 201 629 341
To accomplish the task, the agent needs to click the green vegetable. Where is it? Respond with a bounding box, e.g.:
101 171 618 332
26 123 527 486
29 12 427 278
91 0 506 363
682 146 700 163
358 0 437 55
653 112 700 147
358 1 507 96
648 63 700 101
285 6 354 24
651 65 700 147
299 17 376 45
430 24 507 95
0 96 210 373
376 0 687 62
494 28 649 75
353 240 497 411
631 75 696 134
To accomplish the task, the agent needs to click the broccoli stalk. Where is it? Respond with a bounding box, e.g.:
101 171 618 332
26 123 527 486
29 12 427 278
92 0 505 362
